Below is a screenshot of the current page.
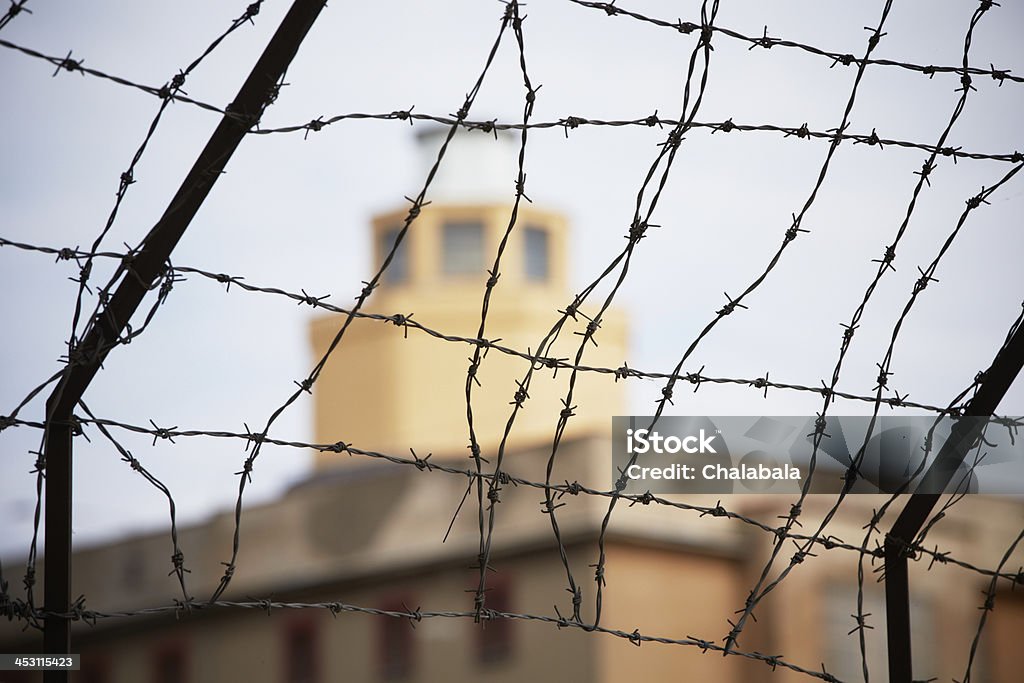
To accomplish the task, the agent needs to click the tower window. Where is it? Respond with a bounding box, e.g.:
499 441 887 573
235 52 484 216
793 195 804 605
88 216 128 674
523 226 549 281
380 227 409 284
442 221 484 276
80 654 110 683
122 551 144 591
153 642 187 683
378 598 414 680
284 619 319 683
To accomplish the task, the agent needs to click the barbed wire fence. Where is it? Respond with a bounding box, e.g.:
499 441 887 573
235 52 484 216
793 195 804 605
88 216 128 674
2 1 1023 682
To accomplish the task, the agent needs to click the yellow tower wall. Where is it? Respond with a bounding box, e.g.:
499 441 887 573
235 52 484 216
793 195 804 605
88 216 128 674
310 203 628 465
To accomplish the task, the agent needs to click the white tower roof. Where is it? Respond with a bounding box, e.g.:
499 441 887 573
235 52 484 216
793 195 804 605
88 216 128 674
415 125 520 203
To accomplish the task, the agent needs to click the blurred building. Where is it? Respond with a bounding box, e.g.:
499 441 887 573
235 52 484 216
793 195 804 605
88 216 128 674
2 129 1023 683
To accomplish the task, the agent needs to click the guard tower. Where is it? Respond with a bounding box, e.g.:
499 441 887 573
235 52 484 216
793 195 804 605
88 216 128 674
310 127 628 466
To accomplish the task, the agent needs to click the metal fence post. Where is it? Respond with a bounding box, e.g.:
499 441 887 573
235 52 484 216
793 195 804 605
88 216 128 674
40 1 330 679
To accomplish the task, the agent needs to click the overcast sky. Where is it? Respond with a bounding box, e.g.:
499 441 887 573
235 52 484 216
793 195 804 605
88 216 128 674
1 0 1022 558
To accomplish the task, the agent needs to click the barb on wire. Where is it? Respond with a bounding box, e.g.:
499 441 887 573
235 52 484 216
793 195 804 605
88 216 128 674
0 0 31 33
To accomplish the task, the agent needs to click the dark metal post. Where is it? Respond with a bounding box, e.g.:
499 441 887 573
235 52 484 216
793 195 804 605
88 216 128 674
885 322 1024 683
42 414 71 683
40 1 329 678
883 538 912 683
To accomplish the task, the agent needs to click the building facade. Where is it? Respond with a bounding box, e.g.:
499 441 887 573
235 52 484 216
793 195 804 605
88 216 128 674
2 129 1023 683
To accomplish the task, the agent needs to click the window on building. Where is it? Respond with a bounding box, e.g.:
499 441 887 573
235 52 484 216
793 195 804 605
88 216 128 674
153 643 187 683
442 221 484 276
380 227 409 284
476 577 514 665
122 551 144 591
2 671 34 683
79 653 110 683
284 619 319 683
523 226 549 281
378 599 414 680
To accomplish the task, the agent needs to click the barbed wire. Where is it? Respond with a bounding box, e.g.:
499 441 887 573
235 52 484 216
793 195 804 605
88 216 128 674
716 2 1012 672
2 0 1022 681
4 20 1021 167
2 409 1021 592
565 0 1023 85
9 24 1022 168
0 596 860 683
252 110 1024 164
3 238 997 427
0 37 231 116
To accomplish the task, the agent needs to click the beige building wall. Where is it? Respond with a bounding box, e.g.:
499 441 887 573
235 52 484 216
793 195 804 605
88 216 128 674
723 493 1024 683
58 546 598 683
3 463 1023 682
597 542 757 683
